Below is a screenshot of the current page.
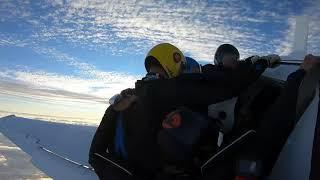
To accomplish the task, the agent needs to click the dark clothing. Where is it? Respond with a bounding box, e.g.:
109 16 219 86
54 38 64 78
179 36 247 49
202 57 268 95
135 58 268 115
89 58 269 179
204 69 307 179
89 101 161 180
250 69 306 175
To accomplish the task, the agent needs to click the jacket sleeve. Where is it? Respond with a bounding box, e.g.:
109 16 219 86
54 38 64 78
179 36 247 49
89 106 117 163
135 60 268 110
135 74 235 113
201 57 268 96
283 69 307 105
227 57 268 94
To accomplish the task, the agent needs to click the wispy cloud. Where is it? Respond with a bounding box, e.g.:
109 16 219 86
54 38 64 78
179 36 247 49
305 1 320 55
1 0 319 124
0 1 318 102
0 33 141 102
2 0 317 62
275 17 296 56
0 68 139 104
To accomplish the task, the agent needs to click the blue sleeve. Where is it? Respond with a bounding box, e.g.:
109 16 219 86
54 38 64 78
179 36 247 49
114 113 128 160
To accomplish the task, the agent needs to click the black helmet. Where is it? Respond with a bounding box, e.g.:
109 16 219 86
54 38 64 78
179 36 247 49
214 44 240 66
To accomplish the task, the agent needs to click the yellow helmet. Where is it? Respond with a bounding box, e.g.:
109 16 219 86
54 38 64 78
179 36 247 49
145 43 186 78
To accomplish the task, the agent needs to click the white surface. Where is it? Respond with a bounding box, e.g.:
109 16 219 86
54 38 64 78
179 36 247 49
269 87 318 180
0 115 99 180
208 97 237 133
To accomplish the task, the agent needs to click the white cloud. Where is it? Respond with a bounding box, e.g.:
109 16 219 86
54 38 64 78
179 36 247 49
0 35 141 100
275 1 320 57
275 17 296 56
1 0 319 123
0 67 138 105
305 1 320 55
1 0 308 62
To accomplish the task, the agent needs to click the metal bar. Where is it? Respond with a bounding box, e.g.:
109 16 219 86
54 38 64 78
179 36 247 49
40 146 94 171
201 130 256 175
94 153 133 176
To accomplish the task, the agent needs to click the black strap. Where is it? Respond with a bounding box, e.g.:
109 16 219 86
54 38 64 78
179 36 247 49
238 78 266 116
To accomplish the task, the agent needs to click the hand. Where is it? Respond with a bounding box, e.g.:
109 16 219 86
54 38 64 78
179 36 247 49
112 95 138 112
120 88 135 97
109 88 137 111
300 54 320 72
249 56 260 64
262 54 281 68
109 94 122 105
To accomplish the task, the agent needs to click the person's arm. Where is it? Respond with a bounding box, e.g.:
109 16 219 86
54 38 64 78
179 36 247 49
227 54 281 95
228 57 269 94
135 73 236 113
89 106 117 163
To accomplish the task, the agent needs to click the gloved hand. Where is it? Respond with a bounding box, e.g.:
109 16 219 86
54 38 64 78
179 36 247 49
248 56 261 64
110 88 137 112
109 94 122 105
261 54 281 68
120 88 135 97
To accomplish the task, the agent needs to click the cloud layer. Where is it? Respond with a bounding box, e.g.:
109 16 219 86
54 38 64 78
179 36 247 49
0 67 139 104
0 0 319 123
1 0 319 61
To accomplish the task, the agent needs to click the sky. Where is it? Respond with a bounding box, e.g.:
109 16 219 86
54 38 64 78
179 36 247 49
0 0 319 124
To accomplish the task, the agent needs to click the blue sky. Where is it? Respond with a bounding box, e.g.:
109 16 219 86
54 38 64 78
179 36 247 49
0 0 319 124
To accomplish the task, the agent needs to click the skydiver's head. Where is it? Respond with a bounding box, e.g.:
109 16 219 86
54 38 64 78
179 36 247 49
145 43 186 79
183 57 202 73
214 44 240 69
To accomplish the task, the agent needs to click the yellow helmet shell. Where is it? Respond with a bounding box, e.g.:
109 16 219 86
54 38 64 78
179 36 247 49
145 43 186 78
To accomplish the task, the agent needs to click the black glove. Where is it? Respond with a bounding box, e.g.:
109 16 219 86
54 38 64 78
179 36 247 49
120 88 136 97
261 54 281 68
249 54 281 68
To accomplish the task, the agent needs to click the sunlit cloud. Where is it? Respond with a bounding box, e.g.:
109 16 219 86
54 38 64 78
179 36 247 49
0 68 139 104
0 0 318 101
0 34 141 102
